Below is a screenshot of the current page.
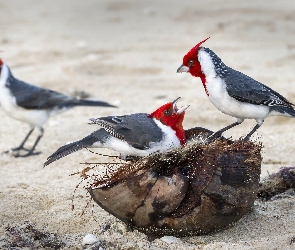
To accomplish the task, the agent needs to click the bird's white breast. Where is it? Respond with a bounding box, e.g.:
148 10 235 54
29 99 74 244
0 63 49 127
205 77 269 120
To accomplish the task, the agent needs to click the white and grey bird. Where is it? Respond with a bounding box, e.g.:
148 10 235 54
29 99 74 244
177 38 295 140
0 58 116 157
44 97 189 166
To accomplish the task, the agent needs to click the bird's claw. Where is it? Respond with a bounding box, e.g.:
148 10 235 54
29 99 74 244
14 151 42 158
8 146 31 152
204 131 223 144
3 148 41 157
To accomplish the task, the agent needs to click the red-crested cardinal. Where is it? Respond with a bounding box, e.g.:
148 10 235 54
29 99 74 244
0 59 116 157
44 97 189 166
177 38 295 140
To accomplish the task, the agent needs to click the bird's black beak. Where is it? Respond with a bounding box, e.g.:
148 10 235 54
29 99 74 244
177 64 189 73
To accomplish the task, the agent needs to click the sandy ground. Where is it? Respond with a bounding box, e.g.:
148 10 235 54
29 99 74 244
0 0 295 249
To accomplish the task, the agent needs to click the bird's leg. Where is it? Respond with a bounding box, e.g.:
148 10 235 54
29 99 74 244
212 121 242 138
207 119 244 142
4 127 35 153
15 128 44 157
243 123 262 141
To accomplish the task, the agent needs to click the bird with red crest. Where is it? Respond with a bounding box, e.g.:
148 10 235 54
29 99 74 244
177 38 295 140
44 97 189 166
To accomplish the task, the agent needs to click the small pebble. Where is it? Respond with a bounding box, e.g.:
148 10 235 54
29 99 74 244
160 235 181 244
82 234 98 246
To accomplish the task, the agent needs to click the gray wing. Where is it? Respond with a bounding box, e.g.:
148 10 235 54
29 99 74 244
7 74 73 109
224 68 294 108
45 114 163 166
91 113 163 150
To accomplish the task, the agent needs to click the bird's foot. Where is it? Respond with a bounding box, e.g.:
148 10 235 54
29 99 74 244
14 151 42 158
205 131 223 144
2 148 20 156
3 148 41 157
3 146 30 154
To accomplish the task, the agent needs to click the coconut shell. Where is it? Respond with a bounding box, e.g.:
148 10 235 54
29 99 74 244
88 127 262 236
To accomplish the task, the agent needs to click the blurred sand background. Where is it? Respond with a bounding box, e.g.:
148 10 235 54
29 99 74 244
0 0 295 249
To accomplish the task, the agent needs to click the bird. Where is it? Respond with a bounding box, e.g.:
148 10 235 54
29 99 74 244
0 58 116 157
44 97 189 166
177 38 295 140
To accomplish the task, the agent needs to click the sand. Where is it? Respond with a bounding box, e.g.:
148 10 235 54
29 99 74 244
0 0 295 249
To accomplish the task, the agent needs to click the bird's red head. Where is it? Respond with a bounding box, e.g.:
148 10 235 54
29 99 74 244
177 37 210 82
148 97 189 145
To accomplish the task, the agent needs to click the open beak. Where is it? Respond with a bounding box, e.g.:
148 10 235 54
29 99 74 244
172 97 190 114
177 64 189 73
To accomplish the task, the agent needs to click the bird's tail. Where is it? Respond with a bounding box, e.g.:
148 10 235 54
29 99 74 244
64 99 117 108
271 106 295 117
287 108 295 117
44 133 100 167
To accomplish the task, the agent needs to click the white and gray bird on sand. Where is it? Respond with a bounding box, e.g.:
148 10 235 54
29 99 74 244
0 58 116 157
177 38 295 140
44 97 189 166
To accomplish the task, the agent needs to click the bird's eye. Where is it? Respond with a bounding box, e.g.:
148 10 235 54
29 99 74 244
164 109 172 116
188 60 194 67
